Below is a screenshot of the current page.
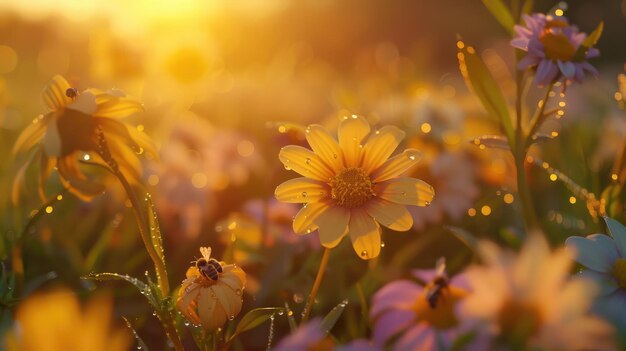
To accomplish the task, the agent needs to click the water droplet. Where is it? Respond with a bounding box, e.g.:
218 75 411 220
360 250 369 258
277 310 284 316
305 158 311 165
235 289 242 296
293 293 304 303
184 321 190 326
408 155 416 160
424 201 431 206
380 242 385 248
306 228 312 234
333 154 338 159
301 191 307 198
152 311 157 316
228 315 235 321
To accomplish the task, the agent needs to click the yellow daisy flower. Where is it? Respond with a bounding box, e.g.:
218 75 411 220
275 115 434 259
12 75 155 202
177 247 246 331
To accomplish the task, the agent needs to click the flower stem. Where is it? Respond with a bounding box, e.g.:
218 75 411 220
513 68 540 231
301 247 331 324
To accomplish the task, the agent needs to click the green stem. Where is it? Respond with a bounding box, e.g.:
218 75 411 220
113 168 170 295
525 82 555 150
513 68 540 231
301 247 331 324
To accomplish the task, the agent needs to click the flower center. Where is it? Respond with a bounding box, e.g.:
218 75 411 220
497 300 543 346
539 29 577 62
329 167 374 208
613 258 626 289
414 285 467 329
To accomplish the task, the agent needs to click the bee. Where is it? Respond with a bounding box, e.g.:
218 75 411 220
425 257 449 309
65 87 78 99
195 247 223 281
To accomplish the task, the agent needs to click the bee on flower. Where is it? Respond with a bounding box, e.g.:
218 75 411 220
511 13 601 87
370 258 485 350
177 247 246 331
274 115 435 259
12 75 155 202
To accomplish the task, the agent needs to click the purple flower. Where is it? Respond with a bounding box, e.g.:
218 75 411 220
511 13 599 86
566 218 626 334
273 318 331 351
370 265 482 350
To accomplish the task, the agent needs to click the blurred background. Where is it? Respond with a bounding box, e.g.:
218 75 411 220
0 0 625 350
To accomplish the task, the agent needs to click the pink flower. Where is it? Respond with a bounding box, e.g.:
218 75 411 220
370 262 483 350
273 318 332 351
511 13 599 86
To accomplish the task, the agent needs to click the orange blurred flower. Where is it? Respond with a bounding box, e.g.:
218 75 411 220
12 75 155 202
275 115 434 259
5 289 131 351
177 247 246 331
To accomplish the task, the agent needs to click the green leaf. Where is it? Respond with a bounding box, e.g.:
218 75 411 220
145 194 166 269
573 21 603 62
123 317 150 351
458 42 515 144
482 0 515 34
229 307 284 342
320 299 348 334
82 272 158 309
471 135 510 150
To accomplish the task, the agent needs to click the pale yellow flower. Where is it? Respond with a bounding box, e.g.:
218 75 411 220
275 115 434 259
177 247 246 331
12 75 155 202
460 234 615 350
5 289 131 351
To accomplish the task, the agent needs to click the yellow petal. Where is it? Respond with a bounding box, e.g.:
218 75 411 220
348 209 381 260
106 135 143 182
185 267 200 278
361 126 405 174
57 155 105 201
95 118 142 154
374 177 434 206
11 151 36 204
67 91 97 115
305 124 344 172
364 198 413 231
12 114 51 155
293 201 329 234
42 118 62 157
315 205 350 248
338 115 370 167
94 94 144 119
198 288 220 330
214 283 242 319
370 149 422 183
279 145 334 181
41 75 71 111
220 266 246 292
275 177 329 203
177 281 201 324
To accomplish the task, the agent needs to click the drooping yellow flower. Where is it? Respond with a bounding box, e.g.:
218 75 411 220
275 115 434 259
12 75 155 202
177 247 246 331
5 289 131 351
